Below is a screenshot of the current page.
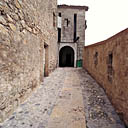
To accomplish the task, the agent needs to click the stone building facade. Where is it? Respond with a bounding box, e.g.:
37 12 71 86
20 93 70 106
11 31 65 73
83 28 128 126
0 0 58 122
57 5 88 67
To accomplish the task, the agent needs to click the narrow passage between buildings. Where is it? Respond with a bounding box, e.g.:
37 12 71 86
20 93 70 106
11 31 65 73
1 68 125 128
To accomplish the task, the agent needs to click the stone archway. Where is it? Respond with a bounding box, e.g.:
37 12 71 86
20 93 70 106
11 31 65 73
59 46 74 67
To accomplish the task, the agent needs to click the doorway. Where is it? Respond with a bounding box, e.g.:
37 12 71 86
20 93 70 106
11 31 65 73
59 46 74 67
44 44 49 77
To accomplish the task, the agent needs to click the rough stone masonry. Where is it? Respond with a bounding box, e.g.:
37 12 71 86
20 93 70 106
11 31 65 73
83 28 128 126
57 5 88 67
0 0 58 122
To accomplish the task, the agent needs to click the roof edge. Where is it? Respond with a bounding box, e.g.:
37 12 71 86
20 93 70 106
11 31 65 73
57 4 89 11
85 28 128 48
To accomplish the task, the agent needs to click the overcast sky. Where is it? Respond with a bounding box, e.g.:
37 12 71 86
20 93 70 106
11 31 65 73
58 0 128 46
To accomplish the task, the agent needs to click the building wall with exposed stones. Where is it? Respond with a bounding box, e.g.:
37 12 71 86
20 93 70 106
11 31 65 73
0 0 57 122
83 28 128 126
57 5 88 67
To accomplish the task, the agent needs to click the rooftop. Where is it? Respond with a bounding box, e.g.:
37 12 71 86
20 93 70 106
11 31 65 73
57 4 89 11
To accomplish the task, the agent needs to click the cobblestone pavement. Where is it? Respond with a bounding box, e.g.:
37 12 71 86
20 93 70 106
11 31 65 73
79 69 125 128
0 68 125 128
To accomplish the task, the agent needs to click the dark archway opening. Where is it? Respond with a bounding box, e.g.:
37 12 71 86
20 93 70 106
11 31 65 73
59 46 74 67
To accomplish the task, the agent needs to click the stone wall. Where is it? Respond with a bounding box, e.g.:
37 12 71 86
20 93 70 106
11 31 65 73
58 5 88 66
58 6 86 43
58 6 86 60
83 28 128 126
0 0 57 122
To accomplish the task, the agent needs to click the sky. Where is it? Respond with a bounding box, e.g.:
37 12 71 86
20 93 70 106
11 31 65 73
58 0 128 46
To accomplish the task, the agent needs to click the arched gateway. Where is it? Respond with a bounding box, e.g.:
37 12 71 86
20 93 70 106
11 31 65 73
59 46 74 67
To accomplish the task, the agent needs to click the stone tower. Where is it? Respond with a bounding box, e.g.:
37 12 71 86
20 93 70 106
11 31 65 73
57 5 88 67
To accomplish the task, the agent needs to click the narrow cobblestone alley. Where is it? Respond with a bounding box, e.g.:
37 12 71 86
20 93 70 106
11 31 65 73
0 68 125 128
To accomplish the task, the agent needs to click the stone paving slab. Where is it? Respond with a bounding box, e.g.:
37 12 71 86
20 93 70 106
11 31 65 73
0 68 126 128
47 69 86 128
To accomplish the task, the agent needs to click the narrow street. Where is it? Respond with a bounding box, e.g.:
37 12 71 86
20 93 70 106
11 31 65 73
0 68 125 128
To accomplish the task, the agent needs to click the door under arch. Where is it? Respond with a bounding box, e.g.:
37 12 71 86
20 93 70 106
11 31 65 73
59 46 74 67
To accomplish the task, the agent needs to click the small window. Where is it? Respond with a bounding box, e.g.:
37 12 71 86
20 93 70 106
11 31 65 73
64 18 69 27
59 12 61 17
108 53 113 65
74 14 77 41
58 28 61 42
107 53 113 83
58 12 61 42
94 52 98 67
53 12 56 27
85 20 87 29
